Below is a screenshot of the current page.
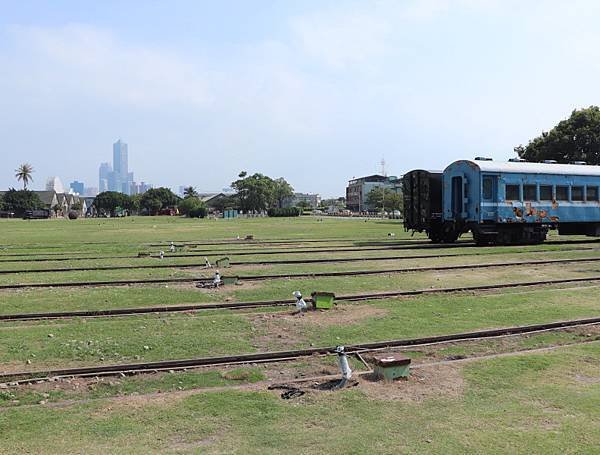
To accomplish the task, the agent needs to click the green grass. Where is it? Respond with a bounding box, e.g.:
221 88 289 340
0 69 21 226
0 343 598 454
3 286 600 370
0 367 265 408
1 216 599 453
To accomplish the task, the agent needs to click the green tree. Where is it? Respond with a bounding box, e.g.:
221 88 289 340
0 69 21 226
140 187 180 215
15 163 34 189
93 191 130 217
1 189 43 216
297 200 311 211
179 196 207 217
516 106 600 164
183 186 199 199
272 178 294 208
126 194 142 215
231 172 276 212
144 198 163 215
366 187 402 212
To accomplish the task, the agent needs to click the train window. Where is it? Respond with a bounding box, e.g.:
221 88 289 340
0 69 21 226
523 185 537 201
482 177 493 200
556 186 569 201
540 185 553 200
572 186 584 201
505 184 520 200
587 186 599 201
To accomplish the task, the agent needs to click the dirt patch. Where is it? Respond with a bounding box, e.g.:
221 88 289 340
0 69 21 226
358 363 465 402
249 305 388 350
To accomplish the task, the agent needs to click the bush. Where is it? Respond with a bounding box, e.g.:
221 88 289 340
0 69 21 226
67 211 79 220
267 207 301 217
179 197 207 218
189 206 208 218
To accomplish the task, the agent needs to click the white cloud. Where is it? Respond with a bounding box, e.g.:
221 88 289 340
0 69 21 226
6 24 212 108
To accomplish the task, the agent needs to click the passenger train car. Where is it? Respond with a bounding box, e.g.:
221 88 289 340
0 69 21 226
404 159 600 245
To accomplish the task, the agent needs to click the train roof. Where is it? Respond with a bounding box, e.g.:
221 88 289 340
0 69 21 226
448 159 600 176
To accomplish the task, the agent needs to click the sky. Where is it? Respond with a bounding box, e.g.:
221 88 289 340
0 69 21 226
2 0 600 197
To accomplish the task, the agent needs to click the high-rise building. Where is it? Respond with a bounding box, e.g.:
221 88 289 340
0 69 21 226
70 181 84 195
99 140 138 195
111 139 134 194
99 162 112 193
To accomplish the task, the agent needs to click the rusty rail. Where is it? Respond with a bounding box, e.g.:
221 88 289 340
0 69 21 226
3 316 600 384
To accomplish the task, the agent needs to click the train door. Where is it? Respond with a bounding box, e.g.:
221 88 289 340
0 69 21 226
481 174 498 221
451 176 464 220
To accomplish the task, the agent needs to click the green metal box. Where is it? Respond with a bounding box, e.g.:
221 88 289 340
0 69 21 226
311 292 336 309
372 354 411 381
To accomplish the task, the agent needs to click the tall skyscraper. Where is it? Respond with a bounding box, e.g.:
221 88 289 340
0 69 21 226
112 139 134 194
99 162 112 193
113 140 128 176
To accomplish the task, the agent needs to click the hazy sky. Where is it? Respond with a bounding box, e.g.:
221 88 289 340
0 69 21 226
2 0 600 197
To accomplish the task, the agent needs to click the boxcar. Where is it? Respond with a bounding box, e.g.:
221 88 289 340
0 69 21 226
442 159 600 244
403 170 458 242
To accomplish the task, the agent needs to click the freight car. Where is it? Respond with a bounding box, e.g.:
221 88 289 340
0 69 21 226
403 170 458 242
405 159 600 245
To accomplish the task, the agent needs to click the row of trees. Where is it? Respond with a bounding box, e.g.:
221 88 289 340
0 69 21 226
0 189 44 216
92 172 296 217
93 187 187 217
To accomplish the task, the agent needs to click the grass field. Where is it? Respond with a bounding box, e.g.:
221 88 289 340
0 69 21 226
1 216 599 454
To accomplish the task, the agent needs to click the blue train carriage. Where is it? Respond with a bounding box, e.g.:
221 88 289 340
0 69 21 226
442 159 600 245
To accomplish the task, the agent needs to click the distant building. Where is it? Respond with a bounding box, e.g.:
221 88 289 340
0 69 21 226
99 162 112 193
70 181 84 195
131 181 152 195
282 192 321 209
110 139 133 194
346 175 402 212
33 191 59 211
198 193 230 210
45 176 65 194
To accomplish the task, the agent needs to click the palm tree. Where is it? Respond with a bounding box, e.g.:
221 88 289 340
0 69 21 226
183 186 199 199
15 163 34 190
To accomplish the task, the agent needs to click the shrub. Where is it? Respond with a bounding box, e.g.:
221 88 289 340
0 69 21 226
189 206 208 218
67 211 79 220
179 197 207 218
267 207 301 217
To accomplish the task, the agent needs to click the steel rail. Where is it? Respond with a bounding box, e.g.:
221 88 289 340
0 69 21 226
0 254 600 276
2 256 600 290
1 239 599 264
2 274 600 322
3 316 600 383
0 239 423 258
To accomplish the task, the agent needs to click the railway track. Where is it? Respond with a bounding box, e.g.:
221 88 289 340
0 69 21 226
1 251 600 275
2 238 599 265
3 316 599 384
1 256 600 290
0 241 476 263
3 274 600 322
0 239 419 258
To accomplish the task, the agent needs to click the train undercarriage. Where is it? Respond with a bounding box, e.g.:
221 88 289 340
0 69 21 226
426 221 600 246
